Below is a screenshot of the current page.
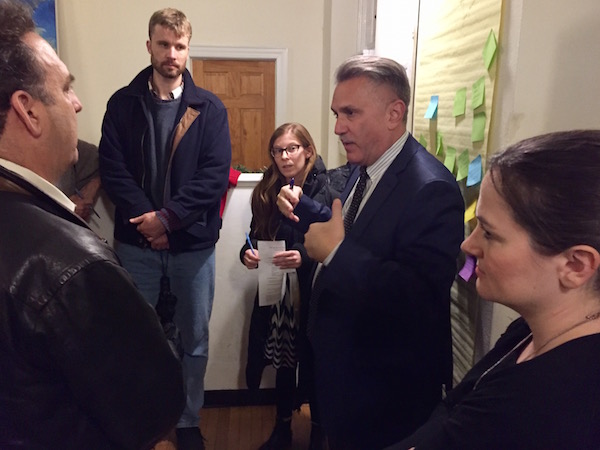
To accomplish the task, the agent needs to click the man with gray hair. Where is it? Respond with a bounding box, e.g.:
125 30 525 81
0 1 184 448
279 55 464 449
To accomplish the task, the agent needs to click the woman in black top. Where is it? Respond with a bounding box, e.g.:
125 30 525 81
387 130 600 450
241 123 336 450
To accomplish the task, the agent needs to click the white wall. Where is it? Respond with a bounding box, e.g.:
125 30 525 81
322 0 361 169
207 174 277 390
374 0 420 133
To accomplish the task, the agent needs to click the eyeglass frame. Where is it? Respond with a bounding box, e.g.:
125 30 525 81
270 144 304 158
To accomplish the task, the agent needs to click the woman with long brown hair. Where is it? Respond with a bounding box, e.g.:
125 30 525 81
241 123 336 449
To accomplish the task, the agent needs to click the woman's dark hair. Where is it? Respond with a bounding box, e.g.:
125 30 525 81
250 123 317 239
489 130 600 260
0 0 52 136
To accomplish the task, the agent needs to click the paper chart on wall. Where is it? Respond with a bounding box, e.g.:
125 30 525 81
413 0 502 167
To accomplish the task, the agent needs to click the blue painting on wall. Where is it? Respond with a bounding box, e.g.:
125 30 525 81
20 0 57 51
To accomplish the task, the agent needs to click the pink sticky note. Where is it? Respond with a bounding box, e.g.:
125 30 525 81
458 255 476 281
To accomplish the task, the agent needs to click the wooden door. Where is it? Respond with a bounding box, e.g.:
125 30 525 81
192 59 275 172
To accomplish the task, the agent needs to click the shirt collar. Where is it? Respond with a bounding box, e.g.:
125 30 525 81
365 130 409 182
148 76 184 100
0 158 76 212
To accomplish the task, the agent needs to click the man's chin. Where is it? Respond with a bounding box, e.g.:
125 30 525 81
159 67 183 79
345 150 361 164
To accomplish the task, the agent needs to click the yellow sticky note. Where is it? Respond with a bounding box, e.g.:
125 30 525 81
465 199 477 223
457 150 470 181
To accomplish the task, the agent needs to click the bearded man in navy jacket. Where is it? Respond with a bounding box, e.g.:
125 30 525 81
99 8 231 449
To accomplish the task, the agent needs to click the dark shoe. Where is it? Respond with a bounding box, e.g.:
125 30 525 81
309 423 328 450
176 427 205 450
258 417 292 450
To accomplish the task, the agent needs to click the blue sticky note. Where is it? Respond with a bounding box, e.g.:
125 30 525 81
466 155 482 187
424 95 439 119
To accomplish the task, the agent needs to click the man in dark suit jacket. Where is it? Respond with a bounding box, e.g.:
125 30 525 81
283 56 464 449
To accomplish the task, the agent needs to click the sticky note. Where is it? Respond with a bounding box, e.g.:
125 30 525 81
453 87 467 117
464 199 477 223
458 254 476 281
456 150 470 181
436 132 444 156
419 134 428 149
472 112 486 142
472 77 485 110
467 155 482 187
425 95 439 119
444 146 456 173
483 29 498 70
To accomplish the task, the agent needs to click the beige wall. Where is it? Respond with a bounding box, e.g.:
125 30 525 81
57 0 345 161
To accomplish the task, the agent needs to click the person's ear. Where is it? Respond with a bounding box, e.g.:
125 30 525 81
387 99 406 130
10 90 43 138
146 39 152 54
558 245 600 289
303 145 313 160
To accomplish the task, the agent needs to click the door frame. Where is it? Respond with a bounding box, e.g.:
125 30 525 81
188 46 288 126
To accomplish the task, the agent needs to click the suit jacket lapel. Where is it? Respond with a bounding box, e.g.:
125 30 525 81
340 164 360 204
348 135 420 236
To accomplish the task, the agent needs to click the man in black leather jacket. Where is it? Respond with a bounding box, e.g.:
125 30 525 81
0 2 184 448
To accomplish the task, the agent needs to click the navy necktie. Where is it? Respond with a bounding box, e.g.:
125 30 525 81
307 166 369 340
343 166 368 234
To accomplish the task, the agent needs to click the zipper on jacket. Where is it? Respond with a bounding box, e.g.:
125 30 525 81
140 129 147 190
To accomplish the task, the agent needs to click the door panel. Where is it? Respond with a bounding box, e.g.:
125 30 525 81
192 59 275 171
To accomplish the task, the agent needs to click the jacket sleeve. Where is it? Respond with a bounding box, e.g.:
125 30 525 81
286 194 333 234
98 95 155 221
163 103 232 230
323 178 463 344
42 259 184 449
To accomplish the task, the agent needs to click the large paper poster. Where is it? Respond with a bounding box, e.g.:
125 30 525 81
412 0 503 383
413 0 503 171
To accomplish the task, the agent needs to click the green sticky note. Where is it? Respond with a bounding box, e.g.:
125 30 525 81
472 77 485 110
419 134 428 150
444 146 456 173
457 150 470 181
453 87 467 117
472 111 486 142
436 132 444 156
483 29 498 70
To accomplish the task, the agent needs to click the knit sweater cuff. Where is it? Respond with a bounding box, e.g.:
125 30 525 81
156 208 181 233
